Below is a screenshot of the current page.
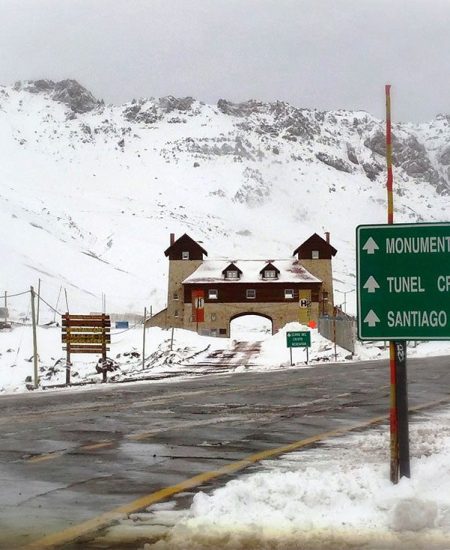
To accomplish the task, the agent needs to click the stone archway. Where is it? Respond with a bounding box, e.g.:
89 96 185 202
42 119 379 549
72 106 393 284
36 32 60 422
229 311 274 340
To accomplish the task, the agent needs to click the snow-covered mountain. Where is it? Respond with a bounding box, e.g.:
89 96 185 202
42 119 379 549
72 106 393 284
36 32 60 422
1 79 449 319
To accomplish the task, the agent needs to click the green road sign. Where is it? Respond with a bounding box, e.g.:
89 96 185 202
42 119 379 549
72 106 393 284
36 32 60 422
286 331 311 347
357 222 450 340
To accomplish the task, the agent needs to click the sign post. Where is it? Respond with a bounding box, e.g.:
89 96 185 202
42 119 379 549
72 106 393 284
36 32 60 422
357 223 450 341
357 222 450 480
62 314 111 385
395 340 410 478
286 331 311 365
385 84 400 484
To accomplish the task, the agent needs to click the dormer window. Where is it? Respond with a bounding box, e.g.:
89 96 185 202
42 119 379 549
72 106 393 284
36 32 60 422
263 270 277 279
182 251 190 260
222 263 243 280
260 262 280 280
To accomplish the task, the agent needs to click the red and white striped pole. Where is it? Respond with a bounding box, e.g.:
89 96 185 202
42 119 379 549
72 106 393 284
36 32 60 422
386 84 399 484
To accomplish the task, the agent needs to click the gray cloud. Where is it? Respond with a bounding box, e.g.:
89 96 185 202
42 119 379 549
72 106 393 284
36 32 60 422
0 0 449 121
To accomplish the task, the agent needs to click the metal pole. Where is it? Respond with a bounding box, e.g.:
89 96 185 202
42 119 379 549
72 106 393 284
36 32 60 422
170 326 174 351
4 291 7 324
142 307 147 370
306 347 309 365
389 342 399 483
30 287 39 389
395 341 410 478
290 347 293 366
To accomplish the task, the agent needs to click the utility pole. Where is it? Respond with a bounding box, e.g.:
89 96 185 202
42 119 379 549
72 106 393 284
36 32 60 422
142 307 147 370
54 285 62 323
30 286 39 389
64 288 69 312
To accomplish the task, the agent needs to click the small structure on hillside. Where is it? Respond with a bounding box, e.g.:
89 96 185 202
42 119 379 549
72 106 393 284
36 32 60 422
148 232 337 337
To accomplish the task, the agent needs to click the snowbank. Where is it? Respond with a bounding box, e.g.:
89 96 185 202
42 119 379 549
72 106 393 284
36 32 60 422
143 408 450 550
0 325 224 393
2 321 450 394
254 321 350 367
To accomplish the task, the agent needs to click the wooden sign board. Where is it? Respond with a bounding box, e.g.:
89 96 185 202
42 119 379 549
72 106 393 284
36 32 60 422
62 334 111 344
62 319 111 327
61 313 111 385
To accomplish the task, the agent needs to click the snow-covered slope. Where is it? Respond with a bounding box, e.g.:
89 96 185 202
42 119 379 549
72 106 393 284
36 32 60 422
1 79 449 319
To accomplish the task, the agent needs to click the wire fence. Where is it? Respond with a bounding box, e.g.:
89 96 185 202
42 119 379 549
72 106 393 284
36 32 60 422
1 286 149 348
2 289 31 298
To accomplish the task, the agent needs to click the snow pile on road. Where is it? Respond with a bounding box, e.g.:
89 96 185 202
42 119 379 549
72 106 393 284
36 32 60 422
144 408 450 550
254 321 351 367
353 338 450 362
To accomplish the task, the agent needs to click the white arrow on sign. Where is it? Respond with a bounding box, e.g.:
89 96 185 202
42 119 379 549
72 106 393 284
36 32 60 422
362 237 379 254
363 276 380 293
364 310 380 327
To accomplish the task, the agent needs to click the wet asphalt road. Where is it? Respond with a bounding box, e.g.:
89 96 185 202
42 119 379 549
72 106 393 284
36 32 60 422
0 354 449 549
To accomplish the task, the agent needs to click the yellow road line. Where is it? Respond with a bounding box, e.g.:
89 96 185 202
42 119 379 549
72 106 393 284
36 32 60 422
27 452 65 464
26 442 114 463
79 441 113 451
22 396 450 550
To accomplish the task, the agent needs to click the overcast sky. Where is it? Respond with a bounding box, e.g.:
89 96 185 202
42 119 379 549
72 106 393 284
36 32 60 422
1 0 449 121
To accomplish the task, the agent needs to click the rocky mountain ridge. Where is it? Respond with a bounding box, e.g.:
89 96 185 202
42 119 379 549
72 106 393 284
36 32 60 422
10 79 450 196
1 79 449 314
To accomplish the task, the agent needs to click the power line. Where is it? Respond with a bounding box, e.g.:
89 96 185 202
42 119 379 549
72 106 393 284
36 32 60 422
1 289 30 298
36 292 63 316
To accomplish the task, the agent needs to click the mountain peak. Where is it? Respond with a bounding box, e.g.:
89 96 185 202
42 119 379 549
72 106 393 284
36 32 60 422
13 79 101 113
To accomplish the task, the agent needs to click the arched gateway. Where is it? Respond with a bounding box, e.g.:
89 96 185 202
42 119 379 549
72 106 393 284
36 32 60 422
148 232 337 337
229 312 273 339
